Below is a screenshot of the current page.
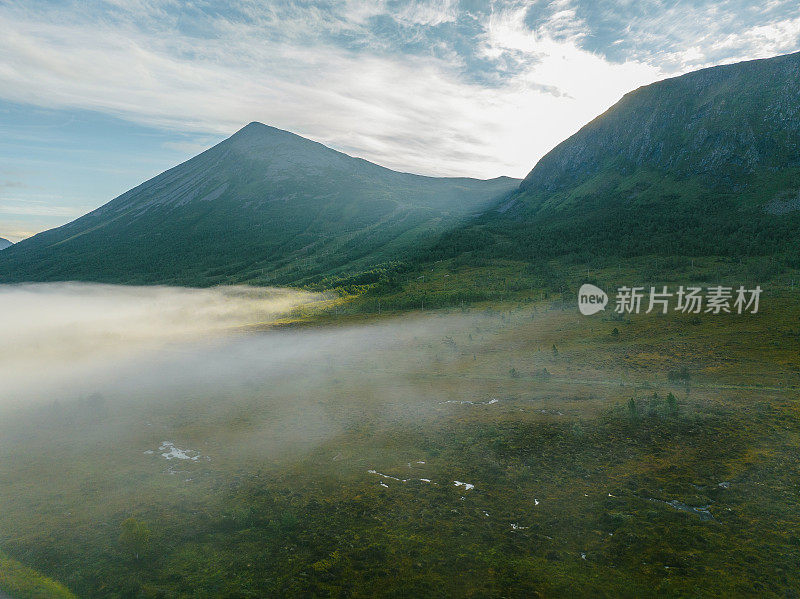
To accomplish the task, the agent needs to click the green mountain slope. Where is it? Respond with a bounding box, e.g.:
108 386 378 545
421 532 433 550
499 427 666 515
418 51 800 266
0 549 76 599
0 123 519 286
0 238 11 251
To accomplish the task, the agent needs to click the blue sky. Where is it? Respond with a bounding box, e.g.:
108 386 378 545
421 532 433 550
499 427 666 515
1 0 799 242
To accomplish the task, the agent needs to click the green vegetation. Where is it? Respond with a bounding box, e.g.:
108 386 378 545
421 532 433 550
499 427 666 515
3 55 800 295
0 550 75 599
119 518 152 561
1 273 800 596
0 123 518 287
410 53 800 271
412 167 800 270
1 51 800 598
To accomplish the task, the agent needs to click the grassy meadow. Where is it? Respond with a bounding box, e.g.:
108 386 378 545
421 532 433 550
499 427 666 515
1 259 799 597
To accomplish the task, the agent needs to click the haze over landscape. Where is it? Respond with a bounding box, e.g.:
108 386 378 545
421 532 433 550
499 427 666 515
2 2 800 598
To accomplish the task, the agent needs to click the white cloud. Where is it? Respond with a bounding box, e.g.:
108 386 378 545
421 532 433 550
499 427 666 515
0 283 324 405
600 2 800 73
0 201 87 217
0 1 663 178
2 231 33 243
1 0 796 184
707 16 800 60
393 0 459 27
479 5 661 171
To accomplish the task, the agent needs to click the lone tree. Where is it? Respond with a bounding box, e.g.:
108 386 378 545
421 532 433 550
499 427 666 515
119 517 151 561
627 398 638 419
666 392 678 413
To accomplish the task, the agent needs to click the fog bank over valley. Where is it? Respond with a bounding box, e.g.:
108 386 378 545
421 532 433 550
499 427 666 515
0 282 527 464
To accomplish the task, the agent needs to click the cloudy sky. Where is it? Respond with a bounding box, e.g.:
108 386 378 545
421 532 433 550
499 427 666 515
1 0 799 242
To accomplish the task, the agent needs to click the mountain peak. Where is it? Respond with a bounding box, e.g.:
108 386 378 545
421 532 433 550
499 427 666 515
233 121 285 136
228 121 301 142
222 121 345 169
0 122 519 286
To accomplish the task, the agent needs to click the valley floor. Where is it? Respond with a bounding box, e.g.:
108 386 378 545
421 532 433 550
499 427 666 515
1 276 799 597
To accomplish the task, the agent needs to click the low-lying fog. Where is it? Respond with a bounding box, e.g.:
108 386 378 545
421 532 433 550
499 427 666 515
0 283 519 465
0 283 325 406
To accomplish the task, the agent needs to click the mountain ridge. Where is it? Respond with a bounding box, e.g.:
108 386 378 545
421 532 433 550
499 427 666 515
521 50 800 195
5 51 800 289
414 50 800 267
0 122 520 286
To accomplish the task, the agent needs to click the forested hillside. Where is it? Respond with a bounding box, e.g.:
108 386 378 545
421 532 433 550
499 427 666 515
0 123 518 287
415 51 800 268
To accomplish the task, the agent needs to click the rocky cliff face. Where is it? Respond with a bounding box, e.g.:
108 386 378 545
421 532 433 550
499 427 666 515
421 52 800 263
521 51 800 194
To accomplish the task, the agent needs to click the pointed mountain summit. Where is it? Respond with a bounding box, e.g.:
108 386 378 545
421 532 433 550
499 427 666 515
0 123 519 286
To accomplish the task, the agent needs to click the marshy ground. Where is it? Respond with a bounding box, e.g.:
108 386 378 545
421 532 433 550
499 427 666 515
1 281 799 597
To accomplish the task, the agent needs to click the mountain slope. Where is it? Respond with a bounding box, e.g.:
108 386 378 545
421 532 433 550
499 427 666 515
420 51 800 266
0 123 519 286
0 238 11 251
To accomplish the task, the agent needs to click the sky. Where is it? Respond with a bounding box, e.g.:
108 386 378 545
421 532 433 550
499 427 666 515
1 0 799 242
